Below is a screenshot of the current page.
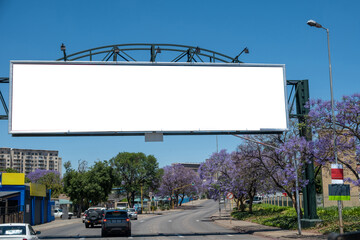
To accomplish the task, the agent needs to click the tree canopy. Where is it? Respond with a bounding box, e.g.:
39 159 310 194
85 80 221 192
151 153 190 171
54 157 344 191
109 152 161 208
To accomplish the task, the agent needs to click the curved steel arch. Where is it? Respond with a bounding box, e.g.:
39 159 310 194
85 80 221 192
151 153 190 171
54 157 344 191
57 43 244 63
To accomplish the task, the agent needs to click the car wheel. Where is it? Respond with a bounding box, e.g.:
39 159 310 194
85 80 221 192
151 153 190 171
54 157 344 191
91 224 94 228
127 230 131 237
101 230 107 237
85 223 89 228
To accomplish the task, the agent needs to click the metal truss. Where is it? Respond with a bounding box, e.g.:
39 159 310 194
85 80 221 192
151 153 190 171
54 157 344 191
57 43 243 63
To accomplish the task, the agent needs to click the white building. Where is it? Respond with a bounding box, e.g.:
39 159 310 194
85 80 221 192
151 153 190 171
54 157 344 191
0 148 62 175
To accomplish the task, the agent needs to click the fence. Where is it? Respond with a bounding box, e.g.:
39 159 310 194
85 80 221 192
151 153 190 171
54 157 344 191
263 195 302 208
0 205 24 224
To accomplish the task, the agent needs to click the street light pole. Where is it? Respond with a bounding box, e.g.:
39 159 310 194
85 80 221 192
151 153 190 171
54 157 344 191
307 19 343 234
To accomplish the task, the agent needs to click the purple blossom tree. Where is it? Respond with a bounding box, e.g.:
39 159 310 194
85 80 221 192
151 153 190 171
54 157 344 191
158 164 201 207
27 169 62 198
307 94 360 185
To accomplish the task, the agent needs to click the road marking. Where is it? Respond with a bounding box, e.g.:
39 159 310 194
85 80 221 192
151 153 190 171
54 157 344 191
177 235 184 238
140 220 144 223
168 220 172 222
227 234 234 237
196 219 200 222
128 237 134 239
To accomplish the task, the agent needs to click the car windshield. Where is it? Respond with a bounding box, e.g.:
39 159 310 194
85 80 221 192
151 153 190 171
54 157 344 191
89 209 102 214
105 211 128 219
0 226 26 235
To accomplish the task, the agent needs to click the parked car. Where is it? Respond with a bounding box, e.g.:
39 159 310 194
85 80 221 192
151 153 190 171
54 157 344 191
127 208 138 220
85 208 105 228
54 208 74 219
245 196 263 204
101 209 131 237
0 223 41 239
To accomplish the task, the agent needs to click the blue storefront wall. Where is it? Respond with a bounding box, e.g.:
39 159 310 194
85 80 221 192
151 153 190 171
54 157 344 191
0 184 53 225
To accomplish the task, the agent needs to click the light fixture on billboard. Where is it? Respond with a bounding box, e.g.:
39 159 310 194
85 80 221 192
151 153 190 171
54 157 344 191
60 43 67 61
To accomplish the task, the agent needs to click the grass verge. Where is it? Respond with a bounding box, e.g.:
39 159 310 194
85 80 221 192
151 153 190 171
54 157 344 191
231 204 360 234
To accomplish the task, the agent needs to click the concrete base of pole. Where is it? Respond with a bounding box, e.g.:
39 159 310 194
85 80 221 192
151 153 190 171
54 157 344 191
301 218 323 228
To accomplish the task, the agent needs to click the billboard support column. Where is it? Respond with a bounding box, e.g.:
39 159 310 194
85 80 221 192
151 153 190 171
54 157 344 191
296 80 321 227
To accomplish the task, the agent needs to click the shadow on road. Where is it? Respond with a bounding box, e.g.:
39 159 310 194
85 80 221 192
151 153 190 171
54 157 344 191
39 231 249 239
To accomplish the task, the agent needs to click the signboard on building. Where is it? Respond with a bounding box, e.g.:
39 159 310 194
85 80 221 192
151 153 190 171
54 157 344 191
30 183 46 197
1 173 25 185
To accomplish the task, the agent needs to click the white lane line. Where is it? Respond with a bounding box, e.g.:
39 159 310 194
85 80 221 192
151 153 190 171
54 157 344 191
177 235 184 238
128 237 134 239
227 234 234 237
196 219 200 222
140 220 144 223
168 219 172 222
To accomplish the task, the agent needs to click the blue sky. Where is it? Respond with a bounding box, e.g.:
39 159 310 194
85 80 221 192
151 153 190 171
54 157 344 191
1 0 360 172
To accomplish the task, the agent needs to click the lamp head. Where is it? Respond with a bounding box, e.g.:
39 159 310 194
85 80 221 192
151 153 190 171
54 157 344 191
244 47 249 54
60 43 66 51
307 19 323 28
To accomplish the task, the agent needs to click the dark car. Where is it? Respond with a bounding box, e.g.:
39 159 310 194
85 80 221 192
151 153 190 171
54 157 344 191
85 208 105 228
101 210 131 237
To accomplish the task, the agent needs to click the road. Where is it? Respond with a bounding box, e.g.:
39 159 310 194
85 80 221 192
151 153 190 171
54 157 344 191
39 200 267 240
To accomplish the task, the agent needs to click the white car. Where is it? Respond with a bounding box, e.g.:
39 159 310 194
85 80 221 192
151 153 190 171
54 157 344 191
0 223 41 239
54 208 74 219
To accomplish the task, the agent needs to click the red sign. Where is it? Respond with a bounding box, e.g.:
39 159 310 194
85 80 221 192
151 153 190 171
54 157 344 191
226 192 234 199
331 164 344 184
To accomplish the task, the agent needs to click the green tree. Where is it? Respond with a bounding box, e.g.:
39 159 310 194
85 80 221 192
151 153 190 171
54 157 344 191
110 152 161 208
36 172 62 198
63 161 88 217
63 160 114 217
83 160 114 205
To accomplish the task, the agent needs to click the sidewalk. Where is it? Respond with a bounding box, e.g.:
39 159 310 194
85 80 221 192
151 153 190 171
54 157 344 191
211 210 328 240
33 217 82 231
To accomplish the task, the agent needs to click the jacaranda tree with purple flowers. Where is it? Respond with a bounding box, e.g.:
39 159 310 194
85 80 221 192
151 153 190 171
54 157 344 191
199 149 268 213
307 93 360 185
27 169 62 198
158 164 201 207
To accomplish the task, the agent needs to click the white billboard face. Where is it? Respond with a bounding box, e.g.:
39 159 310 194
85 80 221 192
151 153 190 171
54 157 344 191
9 62 288 136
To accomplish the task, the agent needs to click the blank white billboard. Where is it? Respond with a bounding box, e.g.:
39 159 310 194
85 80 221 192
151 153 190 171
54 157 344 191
9 61 288 136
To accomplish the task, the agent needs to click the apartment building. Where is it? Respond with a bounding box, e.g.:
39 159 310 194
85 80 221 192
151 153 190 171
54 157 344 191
0 148 62 175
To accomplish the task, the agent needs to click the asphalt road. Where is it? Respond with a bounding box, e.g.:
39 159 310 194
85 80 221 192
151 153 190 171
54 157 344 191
39 200 267 240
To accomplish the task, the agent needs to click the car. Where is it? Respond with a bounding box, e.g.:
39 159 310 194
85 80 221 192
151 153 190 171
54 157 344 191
54 208 74 219
127 208 138 220
245 196 263 204
82 210 88 223
101 209 131 237
0 223 41 239
85 208 105 228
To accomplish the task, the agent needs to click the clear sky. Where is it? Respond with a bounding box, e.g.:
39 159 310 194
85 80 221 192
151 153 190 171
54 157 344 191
1 0 360 172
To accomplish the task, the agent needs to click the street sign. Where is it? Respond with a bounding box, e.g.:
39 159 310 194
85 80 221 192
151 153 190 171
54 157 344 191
226 192 234 200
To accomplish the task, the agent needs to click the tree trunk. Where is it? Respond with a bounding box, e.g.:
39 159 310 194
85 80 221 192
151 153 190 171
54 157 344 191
289 192 303 218
179 195 184 206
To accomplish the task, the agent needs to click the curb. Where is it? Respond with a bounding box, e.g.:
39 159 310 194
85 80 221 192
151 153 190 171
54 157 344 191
210 214 327 240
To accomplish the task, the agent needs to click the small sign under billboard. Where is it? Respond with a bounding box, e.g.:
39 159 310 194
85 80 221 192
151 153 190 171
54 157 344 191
9 61 288 136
